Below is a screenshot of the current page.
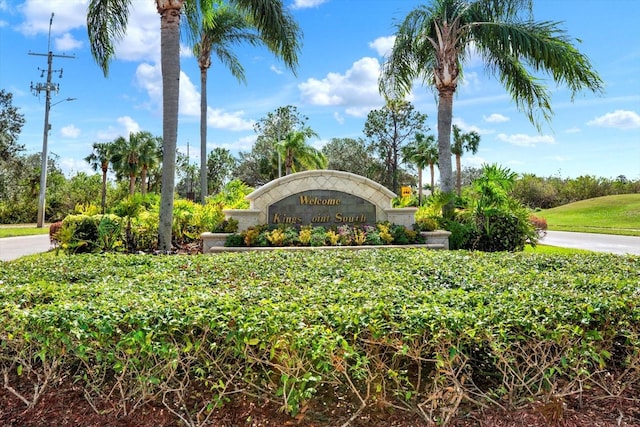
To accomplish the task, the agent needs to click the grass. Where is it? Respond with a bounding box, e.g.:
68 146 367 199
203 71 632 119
0 225 50 238
539 194 640 236
524 243 595 255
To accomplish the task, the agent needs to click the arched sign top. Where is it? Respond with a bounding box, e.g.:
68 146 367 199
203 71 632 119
247 170 396 202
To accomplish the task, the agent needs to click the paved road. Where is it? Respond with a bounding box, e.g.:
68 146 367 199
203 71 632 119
541 230 640 255
0 234 52 262
1 231 639 261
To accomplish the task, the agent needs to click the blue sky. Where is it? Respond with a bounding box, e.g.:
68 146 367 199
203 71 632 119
1 0 639 183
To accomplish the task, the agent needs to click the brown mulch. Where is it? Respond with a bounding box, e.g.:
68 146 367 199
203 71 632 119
2 370 638 427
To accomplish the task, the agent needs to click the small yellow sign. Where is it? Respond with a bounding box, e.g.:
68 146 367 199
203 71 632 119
401 186 412 197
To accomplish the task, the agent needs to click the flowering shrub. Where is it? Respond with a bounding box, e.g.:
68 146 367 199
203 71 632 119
227 223 424 247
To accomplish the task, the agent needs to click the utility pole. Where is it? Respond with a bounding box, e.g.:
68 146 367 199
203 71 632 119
30 13 75 228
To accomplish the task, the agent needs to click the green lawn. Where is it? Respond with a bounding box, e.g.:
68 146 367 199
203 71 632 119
539 194 640 236
0 225 49 238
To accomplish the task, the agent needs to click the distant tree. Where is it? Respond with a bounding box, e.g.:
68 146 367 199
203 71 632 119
364 99 427 193
277 128 325 176
207 147 237 195
402 131 437 204
176 150 198 200
512 173 559 209
237 105 311 185
111 131 161 196
451 125 481 196
322 137 384 181
0 89 25 160
53 172 103 217
380 0 604 214
85 142 114 213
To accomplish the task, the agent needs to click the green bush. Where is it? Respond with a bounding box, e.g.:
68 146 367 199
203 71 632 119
59 214 102 253
1 251 637 422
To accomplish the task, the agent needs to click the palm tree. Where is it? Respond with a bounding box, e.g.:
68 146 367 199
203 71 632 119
451 124 480 196
87 0 302 251
84 141 114 213
111 132 142 196
380 0 603 214
185 2 301 204
277 129 326 176
138 134 163 196
402 132 437 205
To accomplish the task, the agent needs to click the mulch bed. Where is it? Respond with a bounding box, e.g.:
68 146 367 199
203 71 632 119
2 371 638 426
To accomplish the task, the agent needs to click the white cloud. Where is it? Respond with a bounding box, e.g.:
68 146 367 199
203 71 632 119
59 157 93 176
483 113 509 123
18 0 87 36
463 155 488 169
369 36 395 58
215 134 256 152
95 116 141 140
333 111 344 124
587 110 640 129
298 57 384 117
55 32 81 51
179 71 202 117
497 133 555 147
133 62 253 131
207 109 254 131
117 116 141 135
19 1 159 61
458 71 482 92
453 118 492 135
291 0 329 9
114 2 160 63
270 64 284 75
134 63 162 109
60 124 80 138
564 127 581 134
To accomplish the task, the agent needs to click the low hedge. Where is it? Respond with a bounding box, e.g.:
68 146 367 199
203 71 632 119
1 250 638 425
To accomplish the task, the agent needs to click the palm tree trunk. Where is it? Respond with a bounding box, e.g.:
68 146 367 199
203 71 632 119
129 174 136 195
286 150 293 175
429 163 435 193
157 0 182 251
456 154 462 196
141 167 148 196
437 88 455 215
199 67 208 204
417 166 423 205
101 167 107 214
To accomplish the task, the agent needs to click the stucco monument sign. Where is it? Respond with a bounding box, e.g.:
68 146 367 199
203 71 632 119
201 170 451 251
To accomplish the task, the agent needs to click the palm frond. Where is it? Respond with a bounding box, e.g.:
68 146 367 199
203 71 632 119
87 0 133 76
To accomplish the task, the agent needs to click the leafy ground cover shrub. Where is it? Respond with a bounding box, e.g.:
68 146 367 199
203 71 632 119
1 250 638 425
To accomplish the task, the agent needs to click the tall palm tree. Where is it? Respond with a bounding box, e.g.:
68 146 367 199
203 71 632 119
87 0 302 251
84 141 114 213
185 2 301 204
380 0 603 214
451 124 480 196
277 129 326 176
402 132 437 205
